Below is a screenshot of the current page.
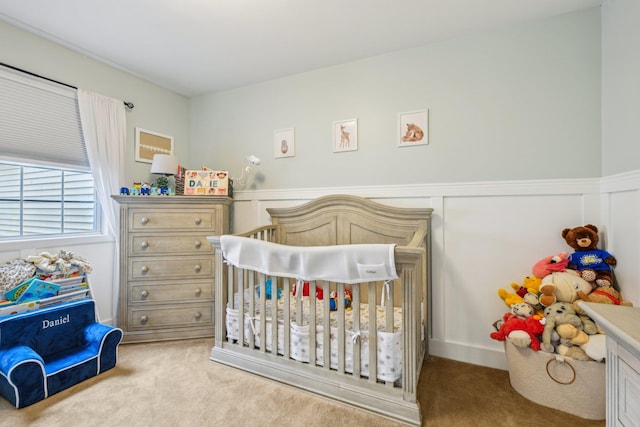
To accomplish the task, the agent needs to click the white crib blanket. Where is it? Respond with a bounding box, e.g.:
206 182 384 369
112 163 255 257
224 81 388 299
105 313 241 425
220 235 398 284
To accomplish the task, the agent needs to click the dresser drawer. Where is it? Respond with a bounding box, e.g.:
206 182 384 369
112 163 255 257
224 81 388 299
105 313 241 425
128 304 213 329
129 234 212 255
129 209 218 232
129 256 214 280
130 280 213 303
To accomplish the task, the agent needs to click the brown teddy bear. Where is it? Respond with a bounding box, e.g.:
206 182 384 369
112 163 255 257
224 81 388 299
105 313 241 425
562 224 617 287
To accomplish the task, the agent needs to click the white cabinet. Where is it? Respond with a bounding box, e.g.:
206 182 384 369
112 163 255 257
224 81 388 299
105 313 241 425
578 303 640 427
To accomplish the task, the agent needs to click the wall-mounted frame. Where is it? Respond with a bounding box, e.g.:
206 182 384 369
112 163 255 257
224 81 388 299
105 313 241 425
274 128 295 158
398 109 428 147
135 128 174 163
333 118 358 153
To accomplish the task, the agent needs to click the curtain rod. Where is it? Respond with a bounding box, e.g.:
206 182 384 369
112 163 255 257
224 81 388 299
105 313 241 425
0 62 134 110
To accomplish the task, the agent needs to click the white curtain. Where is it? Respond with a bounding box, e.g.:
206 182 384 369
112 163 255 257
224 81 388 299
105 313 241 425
77 89 126 324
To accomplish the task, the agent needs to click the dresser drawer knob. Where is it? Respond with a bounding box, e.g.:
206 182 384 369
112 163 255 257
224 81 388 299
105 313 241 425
194 217 202 225
194 240 202 248
140 217 149 225
141 265 149 273
141 290 149 298
195 288 202 296
194 264 201 272
140 315 148 323
141 241 149 249
194 312 202 320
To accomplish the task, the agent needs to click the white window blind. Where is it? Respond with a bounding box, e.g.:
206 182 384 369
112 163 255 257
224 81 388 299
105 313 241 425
0 65 88 169
0 64 98 239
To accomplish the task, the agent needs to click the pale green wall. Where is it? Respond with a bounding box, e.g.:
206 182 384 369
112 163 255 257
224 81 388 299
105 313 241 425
602 0 640 176
190 8 601 190
0 20 190 187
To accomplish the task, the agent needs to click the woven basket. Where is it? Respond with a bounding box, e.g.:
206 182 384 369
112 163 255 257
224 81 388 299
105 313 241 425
504 341 605 420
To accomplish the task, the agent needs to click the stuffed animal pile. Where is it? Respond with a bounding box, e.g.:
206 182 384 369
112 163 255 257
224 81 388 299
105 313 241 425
491 224 632 363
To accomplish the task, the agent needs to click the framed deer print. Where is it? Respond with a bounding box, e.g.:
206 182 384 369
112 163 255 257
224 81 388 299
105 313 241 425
333 118 358 153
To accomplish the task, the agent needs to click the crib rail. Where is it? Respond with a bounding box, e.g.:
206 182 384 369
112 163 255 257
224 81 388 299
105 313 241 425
208 231 426 425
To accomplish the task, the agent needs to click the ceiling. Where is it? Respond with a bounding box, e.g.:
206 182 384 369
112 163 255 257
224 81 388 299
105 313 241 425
0 0 603 97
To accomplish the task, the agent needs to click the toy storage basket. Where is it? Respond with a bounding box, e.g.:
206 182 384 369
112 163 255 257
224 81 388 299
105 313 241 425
504 341 605 420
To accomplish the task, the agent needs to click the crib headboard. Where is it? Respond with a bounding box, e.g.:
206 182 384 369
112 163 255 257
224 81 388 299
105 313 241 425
267 194 432 248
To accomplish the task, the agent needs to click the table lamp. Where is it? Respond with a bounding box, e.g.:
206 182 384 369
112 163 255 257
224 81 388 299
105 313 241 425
150 154 178 194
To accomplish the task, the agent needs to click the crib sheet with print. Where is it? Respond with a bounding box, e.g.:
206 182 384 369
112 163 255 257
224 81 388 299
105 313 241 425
226 284 404 382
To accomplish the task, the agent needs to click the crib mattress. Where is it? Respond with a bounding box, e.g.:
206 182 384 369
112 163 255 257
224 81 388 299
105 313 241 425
225 295 403 382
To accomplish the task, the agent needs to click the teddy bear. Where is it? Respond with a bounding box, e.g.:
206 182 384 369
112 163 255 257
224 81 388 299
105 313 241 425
537 269 593 308
540 301 587 353
532 252 569 279
562 224 617 287
490 310 545 351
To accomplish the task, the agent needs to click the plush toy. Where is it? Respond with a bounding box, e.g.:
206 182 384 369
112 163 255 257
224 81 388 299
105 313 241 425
510 277 544 314
562 224 617 287
0 259 37 292
540 302 586 353
490 311 545 351
497 287 523 308
329 289 353 311
293 281 324 299
25 249 93 275
574 286 633 313
537 270 593 308
532 252 569 279
580 333 607 362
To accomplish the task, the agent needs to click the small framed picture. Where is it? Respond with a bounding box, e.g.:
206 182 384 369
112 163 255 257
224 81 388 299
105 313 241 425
274 128 295 158
398 109 428 147
135 128 174 163
333 118 358 153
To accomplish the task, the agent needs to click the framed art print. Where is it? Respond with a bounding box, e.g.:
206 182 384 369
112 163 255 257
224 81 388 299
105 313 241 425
333 118 357 153
274 128 295 158
135 128 174 163
398 109 428 147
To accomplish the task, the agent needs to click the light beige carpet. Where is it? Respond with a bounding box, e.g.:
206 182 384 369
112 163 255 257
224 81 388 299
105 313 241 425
0 338 606 427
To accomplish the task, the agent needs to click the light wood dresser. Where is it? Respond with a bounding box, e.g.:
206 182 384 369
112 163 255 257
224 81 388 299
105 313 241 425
112 196 231 343
579 302 640 427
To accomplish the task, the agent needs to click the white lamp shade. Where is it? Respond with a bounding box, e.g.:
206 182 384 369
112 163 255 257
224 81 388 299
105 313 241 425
150 154 178 175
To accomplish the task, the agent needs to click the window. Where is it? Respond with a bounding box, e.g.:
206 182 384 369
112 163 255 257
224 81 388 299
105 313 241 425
0 162 97 239
0 64 100 240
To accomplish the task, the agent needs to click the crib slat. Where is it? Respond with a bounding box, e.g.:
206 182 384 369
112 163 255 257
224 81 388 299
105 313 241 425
322 281 330 371
309 281 317 365
238 269 245 346
247 269 255 348
259 273 267 353
283 278 291 359
352 285 361 378
386 280 394 333
368 283 378 383
337 283 345 374
270 275 278 355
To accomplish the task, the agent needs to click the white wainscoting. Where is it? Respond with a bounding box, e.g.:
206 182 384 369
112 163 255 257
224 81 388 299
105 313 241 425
1 171 638 369
229 172 640 370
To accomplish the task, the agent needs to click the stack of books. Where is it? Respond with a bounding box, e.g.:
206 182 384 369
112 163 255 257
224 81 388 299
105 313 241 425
0 275 91 317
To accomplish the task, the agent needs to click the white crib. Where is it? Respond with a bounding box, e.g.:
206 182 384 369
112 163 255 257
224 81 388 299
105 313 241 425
208 195 432 425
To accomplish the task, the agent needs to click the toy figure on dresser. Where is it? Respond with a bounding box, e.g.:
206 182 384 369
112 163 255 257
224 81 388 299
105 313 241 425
562 224 617 287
